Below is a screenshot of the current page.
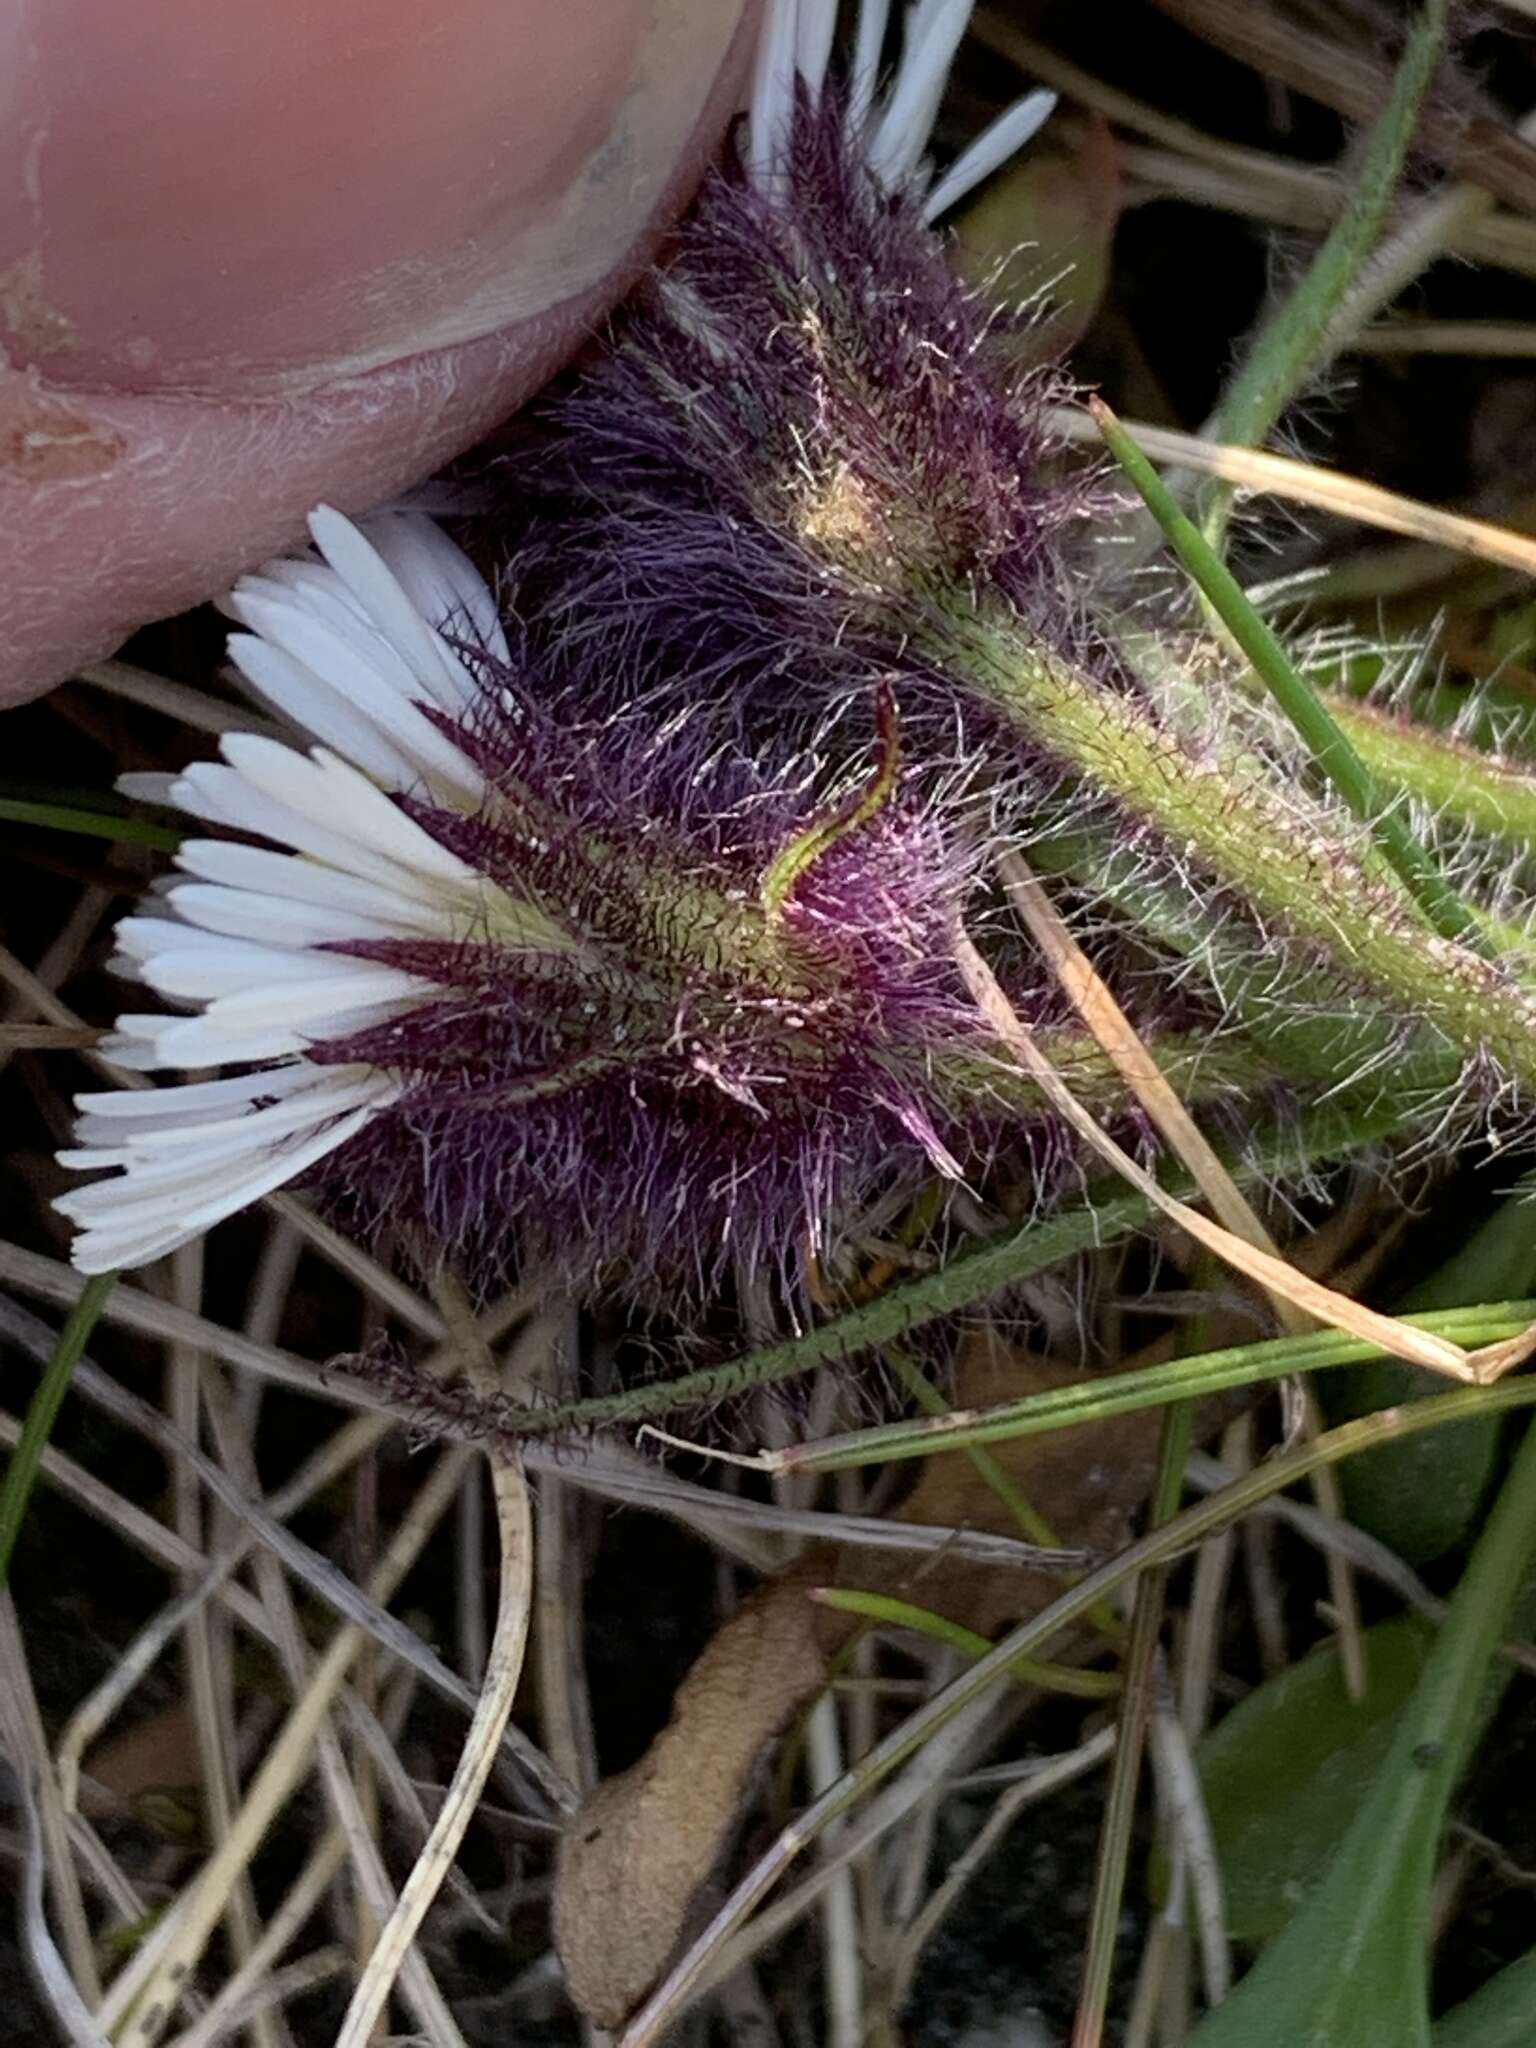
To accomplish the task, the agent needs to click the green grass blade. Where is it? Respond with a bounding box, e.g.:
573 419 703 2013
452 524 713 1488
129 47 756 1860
809 1588 1118 1698
1200 0 1450 551
1093 397 1476 945
0 1273 117 1586
0 796 183 853
777 1303 1536 1474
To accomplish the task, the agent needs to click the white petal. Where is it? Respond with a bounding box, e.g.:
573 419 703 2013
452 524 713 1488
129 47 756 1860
117 772 180 806
174 839 451 931
167 881 438 949
95 1029 183 1071
226 633 420 789
61 1073 393 1182
75 1064 332 1125
167 761 435 898
146 992 422 1068
310 505 488 710
920 88 1057 222
137 947 386 1004
849 0 891 130
76 1068 301 1116
227 592 483 804
112 916 191 963
794 0 837 102
65 1099 384 1273
869 0 972 189
220 738 476 886
748 0 802 185
196 965 435 1029
362 510 510 665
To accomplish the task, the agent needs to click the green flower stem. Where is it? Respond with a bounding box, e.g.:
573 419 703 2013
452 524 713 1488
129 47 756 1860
492 1097 1408 1439
1026 828 1466 1101
0 1273 116 1586
1199 0 1451 556
934 604 1536 1088
776 1300 1535 1474
810 1588 1119 1698
934 1027 1275 1124
1093 398 1478 946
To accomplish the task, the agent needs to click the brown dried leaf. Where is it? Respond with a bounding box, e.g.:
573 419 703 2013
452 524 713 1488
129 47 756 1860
555 1333 1170 2026
80 1701 201 1831
869 1331 1165 1638
554 1561 841 2029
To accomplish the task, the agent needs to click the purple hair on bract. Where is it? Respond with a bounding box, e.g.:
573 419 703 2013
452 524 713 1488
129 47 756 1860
506 92 1124 776
484 78 1536 1140
301 664 1071 1300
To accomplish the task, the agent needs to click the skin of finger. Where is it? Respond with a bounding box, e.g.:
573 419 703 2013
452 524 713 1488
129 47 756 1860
0 2 756 708
1 0 748 394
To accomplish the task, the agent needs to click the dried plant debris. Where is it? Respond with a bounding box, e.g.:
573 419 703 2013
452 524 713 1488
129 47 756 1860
555 1329 1164 2029
10 3 1536 2046
554 1562 838 2029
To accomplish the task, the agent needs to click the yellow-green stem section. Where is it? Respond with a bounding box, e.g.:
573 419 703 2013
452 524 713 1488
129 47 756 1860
939 605 1536 1092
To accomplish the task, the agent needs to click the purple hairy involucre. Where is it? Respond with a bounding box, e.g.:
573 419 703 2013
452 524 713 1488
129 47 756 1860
507 96 1125 769
305 670 1062 1296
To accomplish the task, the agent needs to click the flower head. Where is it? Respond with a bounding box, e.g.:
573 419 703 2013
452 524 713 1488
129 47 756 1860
61 507 1140 1292
511 0 1100 776
499 0 1536 1120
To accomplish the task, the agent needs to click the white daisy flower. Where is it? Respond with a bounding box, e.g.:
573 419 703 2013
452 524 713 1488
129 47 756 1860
57 508 568 1275
57 3 1055 1281
747 0 1057 222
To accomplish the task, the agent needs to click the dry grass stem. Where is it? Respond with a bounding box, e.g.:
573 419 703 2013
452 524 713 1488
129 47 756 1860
1047 406 1536 576
167 1836 351 2048
76 660 283 739
1356 319 1536 355
1146 1659 1231 2009
0 1592 102 2008
95 1449 471 2047
999 853 1304 1324
885 1728 1118 2015
333 1281 536 2047
952 933 1488 1381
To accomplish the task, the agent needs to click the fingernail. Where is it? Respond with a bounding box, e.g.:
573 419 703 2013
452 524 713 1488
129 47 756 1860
0 0 748 397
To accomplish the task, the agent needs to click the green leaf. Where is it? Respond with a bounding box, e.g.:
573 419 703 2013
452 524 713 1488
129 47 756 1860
1179 1617 1435 1943
1190 1419 1536 2048
1434 1948 1536 2047
1326 1199 1536 1564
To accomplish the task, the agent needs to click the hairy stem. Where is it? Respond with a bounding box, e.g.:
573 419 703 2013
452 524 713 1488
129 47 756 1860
937 603 1536 1092
1095 398 1476 944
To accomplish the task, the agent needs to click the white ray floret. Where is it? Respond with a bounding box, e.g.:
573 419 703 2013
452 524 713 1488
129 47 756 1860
58 507 557 1276
748 0 1057 215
